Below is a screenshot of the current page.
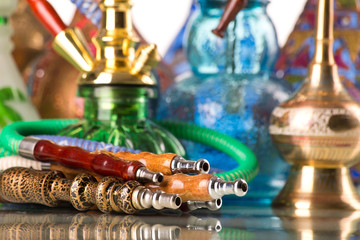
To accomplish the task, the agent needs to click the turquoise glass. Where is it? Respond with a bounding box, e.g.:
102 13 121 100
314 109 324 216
158 0 293 202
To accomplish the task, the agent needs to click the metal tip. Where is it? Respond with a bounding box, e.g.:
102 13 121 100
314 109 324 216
208 177 248 199
182 198 222 212
154 172 164 184
211 198 223 211
234 179 248 197
152 191 182 210
196 159 210 174
134 187 181 210
136 167 163 184
171 156 211 174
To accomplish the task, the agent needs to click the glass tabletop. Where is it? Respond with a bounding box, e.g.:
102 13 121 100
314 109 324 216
1 201 360 240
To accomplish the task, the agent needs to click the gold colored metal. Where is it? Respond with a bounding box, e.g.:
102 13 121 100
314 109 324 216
52 0 159 86
53 28 95 72
273 207 360 240
269 0 360 210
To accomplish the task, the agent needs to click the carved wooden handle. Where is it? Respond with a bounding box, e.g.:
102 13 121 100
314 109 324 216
27 0 67 36
99 151 176 175
34 140 143 181
146 174 213 201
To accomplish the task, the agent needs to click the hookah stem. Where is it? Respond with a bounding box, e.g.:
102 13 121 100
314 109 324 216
0 167 181 213
145 173 248 202
19 137 163 184
99 151 210 175
211 0 248 38
26 0 66 36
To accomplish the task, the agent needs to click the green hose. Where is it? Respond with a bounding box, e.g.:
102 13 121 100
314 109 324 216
0 119 258 182
158 121 258 182
0 119 77 154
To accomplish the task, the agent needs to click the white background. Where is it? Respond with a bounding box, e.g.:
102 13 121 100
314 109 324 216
48 0 308 56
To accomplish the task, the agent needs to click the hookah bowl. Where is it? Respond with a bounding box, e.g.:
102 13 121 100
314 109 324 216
269 0 360 210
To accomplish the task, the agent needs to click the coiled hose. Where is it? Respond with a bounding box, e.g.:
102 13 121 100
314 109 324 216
0 119 258 182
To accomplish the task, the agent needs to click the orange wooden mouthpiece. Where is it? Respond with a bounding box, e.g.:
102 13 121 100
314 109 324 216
98 151 175 175
96 150 210 175
146 173 248 202
147 174 213 201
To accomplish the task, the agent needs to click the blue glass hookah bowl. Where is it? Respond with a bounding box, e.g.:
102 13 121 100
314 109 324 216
158 0 294 203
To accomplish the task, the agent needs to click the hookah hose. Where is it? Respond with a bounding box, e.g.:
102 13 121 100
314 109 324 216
0 119 258 182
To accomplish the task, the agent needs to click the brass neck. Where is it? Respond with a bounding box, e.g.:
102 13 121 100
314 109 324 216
95 0 138 70
308 0 342 91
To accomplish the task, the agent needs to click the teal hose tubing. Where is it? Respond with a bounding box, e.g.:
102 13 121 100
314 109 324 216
0 119 258 182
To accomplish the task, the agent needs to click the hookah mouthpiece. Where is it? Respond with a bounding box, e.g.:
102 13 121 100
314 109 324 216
181 198 223 212
132 186 182 210
209 177 248 199
136 167 164 184
171 156 210 174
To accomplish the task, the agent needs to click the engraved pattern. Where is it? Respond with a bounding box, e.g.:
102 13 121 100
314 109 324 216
270 107 360 136
70 174 97 211
52 178 71 202
0 167 60 207
0 168 148 214
96 176 120 213
116 181 140 214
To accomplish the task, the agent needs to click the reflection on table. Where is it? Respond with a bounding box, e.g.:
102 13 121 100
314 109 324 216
1 204 360 239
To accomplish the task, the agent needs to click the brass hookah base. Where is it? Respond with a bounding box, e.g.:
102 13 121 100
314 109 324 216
272 165 360 210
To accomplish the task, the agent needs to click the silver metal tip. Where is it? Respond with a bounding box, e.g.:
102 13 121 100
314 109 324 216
171 156 211 174
196 158 210 174
154 191 182 210
154 172 164 184
136 167 163 184
234 179 248 197
134 187 181 210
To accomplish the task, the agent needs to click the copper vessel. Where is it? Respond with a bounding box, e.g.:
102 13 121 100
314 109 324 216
269 0 360 210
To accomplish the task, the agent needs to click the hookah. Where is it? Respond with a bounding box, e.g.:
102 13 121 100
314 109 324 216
26 0 185 154
269 0 360 210
158 0 293 202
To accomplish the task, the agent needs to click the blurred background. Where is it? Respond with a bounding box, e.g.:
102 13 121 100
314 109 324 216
48 0 308 56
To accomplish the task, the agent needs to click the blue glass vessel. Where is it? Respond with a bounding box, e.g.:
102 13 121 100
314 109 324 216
158 0 293 203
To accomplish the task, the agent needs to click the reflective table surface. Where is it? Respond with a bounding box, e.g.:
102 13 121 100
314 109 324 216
1 201 360 240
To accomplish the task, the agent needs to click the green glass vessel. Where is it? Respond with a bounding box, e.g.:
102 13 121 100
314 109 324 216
59 86 184 154
52 0 185 155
